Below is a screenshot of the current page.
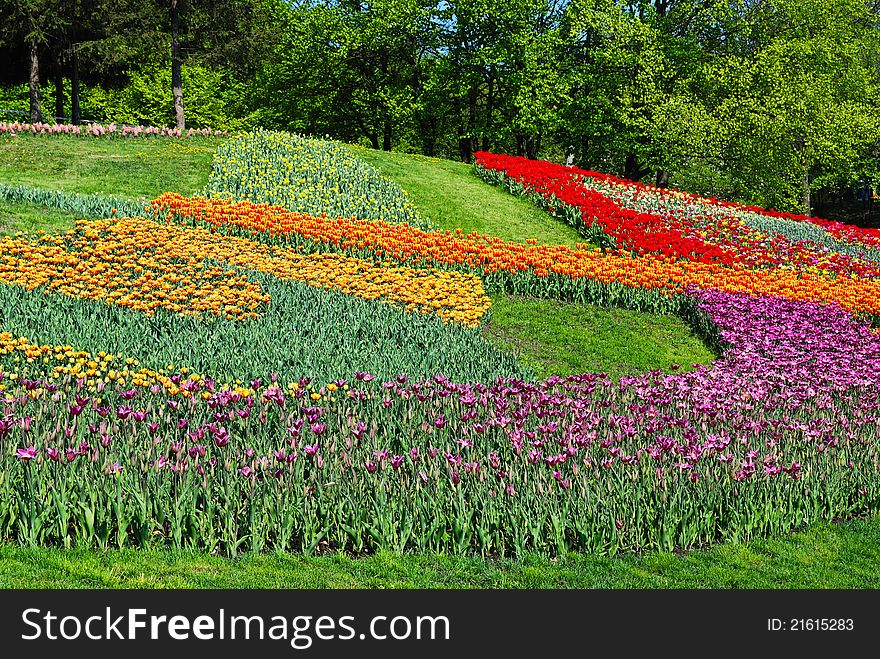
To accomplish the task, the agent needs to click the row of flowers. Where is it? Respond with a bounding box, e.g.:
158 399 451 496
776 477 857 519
474 152 880 279
0 122 229 138
205 130 433 231
569 161 880 251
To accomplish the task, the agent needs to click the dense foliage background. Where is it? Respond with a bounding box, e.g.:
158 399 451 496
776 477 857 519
3 0 880 219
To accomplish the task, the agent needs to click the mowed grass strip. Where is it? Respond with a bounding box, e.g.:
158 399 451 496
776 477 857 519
1 514 877 589
0 134 225 199
484 295 717 380
349 147 583 246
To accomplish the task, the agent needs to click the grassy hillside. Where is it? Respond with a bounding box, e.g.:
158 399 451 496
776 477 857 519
485 295 717 380
349 146 582 246
0 134 224 199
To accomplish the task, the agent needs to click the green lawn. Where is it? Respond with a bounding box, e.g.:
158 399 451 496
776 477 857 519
0 134 225 199
2 514 878 588
484 295 716 380
349 146 582 246
0 198 102 235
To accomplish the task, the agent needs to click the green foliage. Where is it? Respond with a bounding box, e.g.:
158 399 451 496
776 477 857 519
0 84 30 114
255 0 436 150
695 0 880 213
81 61 258 130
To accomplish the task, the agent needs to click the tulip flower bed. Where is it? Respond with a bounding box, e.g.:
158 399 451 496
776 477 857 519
0 277 523 386
578 172 880 274
0 122 228 138
206 130 433 230
473 152 880 279
0 217 489 325
0 289 877 555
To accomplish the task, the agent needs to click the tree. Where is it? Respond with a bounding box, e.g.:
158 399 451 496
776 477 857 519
0 0 68 121
695 0 880 213
259 0 436 150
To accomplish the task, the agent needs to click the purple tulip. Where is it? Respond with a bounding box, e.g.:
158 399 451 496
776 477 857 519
213 428 230 448
118 388 137 401
16 446 39 461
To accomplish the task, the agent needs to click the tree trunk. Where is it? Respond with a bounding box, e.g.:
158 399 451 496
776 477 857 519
171 0 185 130
420 116 436 156
71 50 81 125
655 170 670 188
54 64 64 120
624 153 646 181
28 38 42 123
578 135 591 169
802 169 811 216
382 120 392 151
517 134 538 160
459 137 473 164
481 66 495 152
368 132 379 150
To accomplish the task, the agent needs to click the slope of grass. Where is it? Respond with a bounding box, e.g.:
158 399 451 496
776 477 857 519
0 198 104 235
0 134 224 199
2 514 878 589
349 146 583 246
484 295 717 380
